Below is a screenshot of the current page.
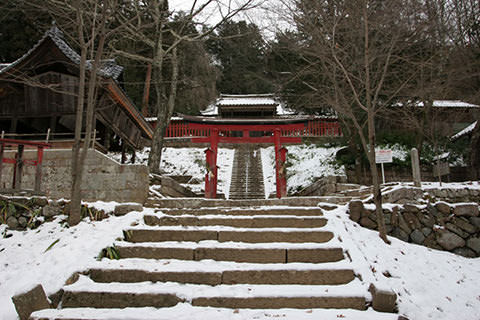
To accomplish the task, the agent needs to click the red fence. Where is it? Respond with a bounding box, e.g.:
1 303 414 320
164 119 342 138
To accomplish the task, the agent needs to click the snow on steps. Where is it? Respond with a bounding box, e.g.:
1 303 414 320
30 203 395 318
32 305 399 320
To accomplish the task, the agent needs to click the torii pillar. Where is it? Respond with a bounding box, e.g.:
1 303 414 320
205 128 219 199
274 128 288 198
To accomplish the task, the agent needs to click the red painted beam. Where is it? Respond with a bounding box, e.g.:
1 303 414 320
191 136 302 144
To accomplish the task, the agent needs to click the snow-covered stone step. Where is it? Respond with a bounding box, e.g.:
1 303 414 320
87 268 356 285
59 275 367 310
90 256 354 272
156 207 326 216
31 304 400 320
144 214 328 228
124 228 334 244
114 243 345 263
147 197 346 209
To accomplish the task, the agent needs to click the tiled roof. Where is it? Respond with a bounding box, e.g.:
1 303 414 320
0 26 123 80
201 94 296 116
217 94 278 106
452 121 478 140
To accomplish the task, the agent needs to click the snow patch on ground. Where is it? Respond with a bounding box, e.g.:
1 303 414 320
0 210 144 320
322 205 480 320
261 145 344 195
108 147 235 198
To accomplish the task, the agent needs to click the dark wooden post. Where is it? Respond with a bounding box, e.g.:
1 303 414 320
13 144 24 190
34 146 44 192
0 142 4 187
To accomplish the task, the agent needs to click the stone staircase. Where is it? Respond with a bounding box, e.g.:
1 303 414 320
31 199 396 319
229 146 265 199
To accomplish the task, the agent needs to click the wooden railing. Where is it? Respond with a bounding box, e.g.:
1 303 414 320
0 138 51 193
164 119 342 138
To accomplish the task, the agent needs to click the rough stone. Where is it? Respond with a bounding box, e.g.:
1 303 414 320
424 233 442 250
18 216 28 228
403 212 422 230
419 213 435 228
114 204 144 216
453 247 476 258
453 204 479 217
7 216 19 229
454 218 477 234
391 207 399 227
369 284 397 313
391 228 409 242
435 202 451 215
348 200 364 223
421 227 432 237
466 237 480 254
469 217 480 230
410 229 425 245
360 217 377 229
403 204 420 213
42 204 61 218
436 230 466 251
12 284 51 320
445 223 470 239
397 213 412 234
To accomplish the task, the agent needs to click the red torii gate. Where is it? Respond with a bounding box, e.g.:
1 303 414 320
187 122 305 199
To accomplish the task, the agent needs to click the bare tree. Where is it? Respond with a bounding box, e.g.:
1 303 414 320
24 0 122 225
111 0 260 174
277 0 434 243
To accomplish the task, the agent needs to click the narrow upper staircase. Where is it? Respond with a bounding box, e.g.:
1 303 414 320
229 146 265 199
31 199 397 319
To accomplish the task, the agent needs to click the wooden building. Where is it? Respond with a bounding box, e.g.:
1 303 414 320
0 27 152 151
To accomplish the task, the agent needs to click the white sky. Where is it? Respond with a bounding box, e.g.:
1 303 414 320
168 0 292 38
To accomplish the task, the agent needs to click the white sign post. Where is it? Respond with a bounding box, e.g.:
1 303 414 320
375 149 393 184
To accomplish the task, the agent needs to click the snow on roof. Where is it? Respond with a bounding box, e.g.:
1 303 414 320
395 100 479 108
217 94 278 107
452 121 477 140
0 26 123 80
200 94 296 116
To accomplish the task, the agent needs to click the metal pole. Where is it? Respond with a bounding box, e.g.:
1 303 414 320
381 163 385 184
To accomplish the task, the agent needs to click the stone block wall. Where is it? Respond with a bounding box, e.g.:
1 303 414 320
0 149 148 203
348 188 480 257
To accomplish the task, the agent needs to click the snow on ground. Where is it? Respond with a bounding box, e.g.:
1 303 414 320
1 198 479 319
108 147 235 198
0 205 144 320
261 145 344 196
322 204 480 320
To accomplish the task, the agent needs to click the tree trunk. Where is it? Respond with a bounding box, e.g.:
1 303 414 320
69 5 88 226
148 46 179 174
69 5 107 226
469 122 480 180
368 112 389 244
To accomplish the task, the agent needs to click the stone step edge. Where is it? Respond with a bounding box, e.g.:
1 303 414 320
31 305 399 320
64 275 368 299
89 257 353 272
113 240 343 250
87 268 357 285
123 229 335 244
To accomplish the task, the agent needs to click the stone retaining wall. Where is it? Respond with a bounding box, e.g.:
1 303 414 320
0 149 148 203
348 189 480 257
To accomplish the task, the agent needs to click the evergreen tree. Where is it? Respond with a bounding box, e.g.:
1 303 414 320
207 20 272 94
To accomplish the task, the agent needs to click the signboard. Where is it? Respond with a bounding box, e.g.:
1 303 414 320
375 150 393 164
433 162 450 177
